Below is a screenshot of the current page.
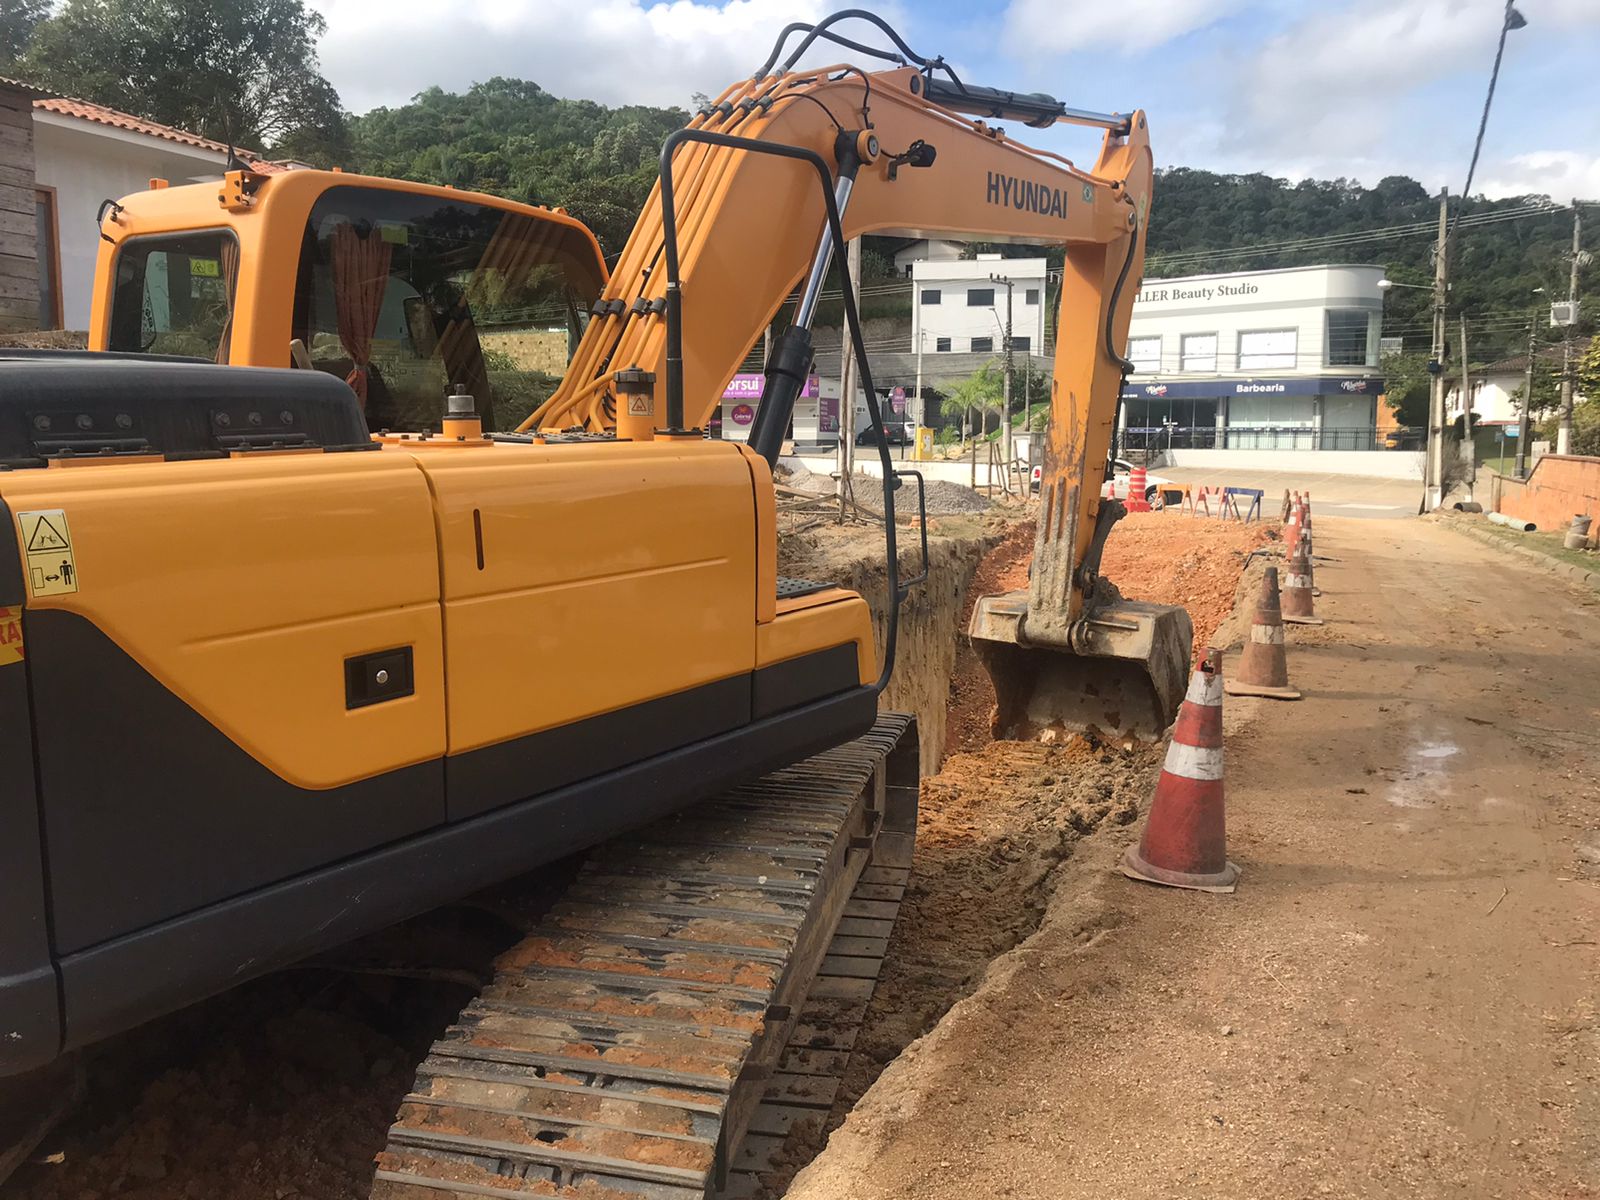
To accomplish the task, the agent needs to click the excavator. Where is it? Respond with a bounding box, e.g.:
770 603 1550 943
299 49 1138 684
0 11 1190 1196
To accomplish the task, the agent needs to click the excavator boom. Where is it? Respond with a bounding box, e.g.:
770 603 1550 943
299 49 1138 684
524 25 1190 737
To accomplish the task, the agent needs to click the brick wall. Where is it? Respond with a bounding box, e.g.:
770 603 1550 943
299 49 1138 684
0 82 39 333
1494 455 1600 546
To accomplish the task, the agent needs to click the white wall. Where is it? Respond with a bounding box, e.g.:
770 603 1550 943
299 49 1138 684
1127 264 1386 380
912 256 1047 358
1161 447 1423 480
893 238 964 275
33 114 227 329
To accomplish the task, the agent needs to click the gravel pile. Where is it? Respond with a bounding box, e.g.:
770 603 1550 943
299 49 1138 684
855 474 990 516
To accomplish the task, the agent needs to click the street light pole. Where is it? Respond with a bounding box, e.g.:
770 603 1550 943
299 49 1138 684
990 272 1015 468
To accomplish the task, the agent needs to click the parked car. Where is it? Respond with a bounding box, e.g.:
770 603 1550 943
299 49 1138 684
857 421 913 445
1031 459 1175 506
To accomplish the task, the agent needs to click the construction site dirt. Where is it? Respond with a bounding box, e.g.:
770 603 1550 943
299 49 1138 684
13 510 1596 1200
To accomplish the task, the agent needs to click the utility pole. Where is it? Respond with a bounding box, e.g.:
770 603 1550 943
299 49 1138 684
1557 201 1581 455
1425 189 1450 510
1516 310 1537 477
1458 315 1475 491
836 236 861 519
990 272 1015 468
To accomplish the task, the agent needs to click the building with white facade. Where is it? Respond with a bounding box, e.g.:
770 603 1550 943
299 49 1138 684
33 98 242 331
1121 264 1389 459
891 238 964 277
911 254 1047 360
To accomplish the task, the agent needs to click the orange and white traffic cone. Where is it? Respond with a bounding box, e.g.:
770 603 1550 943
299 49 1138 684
1121 648 1239 893
1281 540 1323 625
1224 567 1301 700
1125 464 1151 512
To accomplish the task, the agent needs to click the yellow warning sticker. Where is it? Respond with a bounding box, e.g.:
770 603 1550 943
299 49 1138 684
0 605 21 667
17 509 80 598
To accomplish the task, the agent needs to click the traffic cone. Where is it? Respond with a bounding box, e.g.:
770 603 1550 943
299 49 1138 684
1224 567 1301 700
1283 508 1302 557
1281 540 1323 625
1121 648 1239 893
1125 464 1151 512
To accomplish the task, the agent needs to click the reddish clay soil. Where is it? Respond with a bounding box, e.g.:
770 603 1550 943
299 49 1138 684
944 512 1273 759
785 517 1600 1200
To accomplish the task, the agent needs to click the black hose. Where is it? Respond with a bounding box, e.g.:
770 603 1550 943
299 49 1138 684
655 127 907 695
755 10 931 78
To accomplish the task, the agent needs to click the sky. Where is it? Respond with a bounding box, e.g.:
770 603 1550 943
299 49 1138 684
306 0 1600 200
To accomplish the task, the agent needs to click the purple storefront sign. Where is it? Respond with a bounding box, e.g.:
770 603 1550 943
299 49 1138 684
818 396 839 433
721 373 820 400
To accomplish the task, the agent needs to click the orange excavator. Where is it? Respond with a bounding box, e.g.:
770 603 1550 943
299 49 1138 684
0 11 1190 1194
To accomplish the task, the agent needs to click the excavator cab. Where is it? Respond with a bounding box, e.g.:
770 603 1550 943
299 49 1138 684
95 172 607 436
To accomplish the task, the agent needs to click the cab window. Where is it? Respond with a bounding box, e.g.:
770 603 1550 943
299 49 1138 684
293 186 605 433
107 231 240 362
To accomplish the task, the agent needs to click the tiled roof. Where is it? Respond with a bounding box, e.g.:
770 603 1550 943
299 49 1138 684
0 76 52 97
34 96 254 158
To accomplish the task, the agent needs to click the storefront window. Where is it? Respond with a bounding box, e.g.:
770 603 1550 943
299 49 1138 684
1128 335 1161 371
1180 332 1217 372
1327 310 1372 366
1238 328 1297 370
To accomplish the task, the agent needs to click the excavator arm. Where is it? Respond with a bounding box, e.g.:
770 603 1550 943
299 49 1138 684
521 17 1188 736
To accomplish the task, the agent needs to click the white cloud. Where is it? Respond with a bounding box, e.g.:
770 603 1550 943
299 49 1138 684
308 0 913 113
1214 0 1599 185
1479 151 1600 201
1002 0 1247 54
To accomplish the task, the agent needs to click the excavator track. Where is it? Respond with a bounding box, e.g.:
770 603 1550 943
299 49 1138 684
371 713 918 1200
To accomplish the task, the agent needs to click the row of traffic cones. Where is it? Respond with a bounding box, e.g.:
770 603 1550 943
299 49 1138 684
1119 494 1325 894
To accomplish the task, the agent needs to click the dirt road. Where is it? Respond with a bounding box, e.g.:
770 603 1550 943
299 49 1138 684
787 516 1600 1199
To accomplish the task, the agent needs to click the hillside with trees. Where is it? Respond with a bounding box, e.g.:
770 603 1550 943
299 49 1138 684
4 1 1590 407
348 80 687 257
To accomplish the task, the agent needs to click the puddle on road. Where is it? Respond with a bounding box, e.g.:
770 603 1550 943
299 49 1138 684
1385 739 1460 809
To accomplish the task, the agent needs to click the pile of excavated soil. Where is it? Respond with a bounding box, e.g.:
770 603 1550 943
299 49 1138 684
944 512 1274 758
9 971 475 1200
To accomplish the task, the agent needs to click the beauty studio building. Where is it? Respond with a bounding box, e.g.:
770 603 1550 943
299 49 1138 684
1118 264 1393 467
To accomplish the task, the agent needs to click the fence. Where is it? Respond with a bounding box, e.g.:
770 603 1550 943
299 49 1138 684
1123 425 1384 455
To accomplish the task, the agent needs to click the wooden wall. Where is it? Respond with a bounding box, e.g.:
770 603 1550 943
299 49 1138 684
0 83 38 334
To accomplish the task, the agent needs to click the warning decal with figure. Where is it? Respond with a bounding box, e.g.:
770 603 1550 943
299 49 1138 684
17 509 79 597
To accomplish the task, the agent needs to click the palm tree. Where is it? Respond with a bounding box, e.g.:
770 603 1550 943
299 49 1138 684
945 363 1003 448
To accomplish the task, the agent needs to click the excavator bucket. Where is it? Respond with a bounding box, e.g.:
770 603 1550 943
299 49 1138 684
969 591 1194 741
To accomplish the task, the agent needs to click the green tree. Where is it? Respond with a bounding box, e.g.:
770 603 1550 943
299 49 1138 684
23 0 349 160
0 0 48 65
944 363 1003 447
1577 337 1600 401
1510 358 1562 417
349 79 686 256
1380 351 1432 427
